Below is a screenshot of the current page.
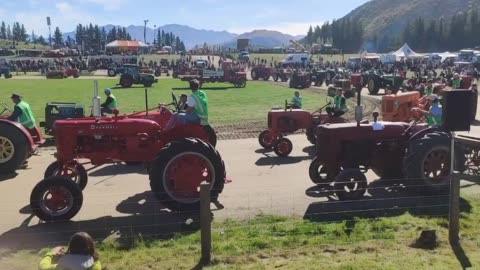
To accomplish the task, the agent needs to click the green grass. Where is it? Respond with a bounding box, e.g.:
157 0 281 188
1 195 480 269
0 39 48 50
0 79 327 126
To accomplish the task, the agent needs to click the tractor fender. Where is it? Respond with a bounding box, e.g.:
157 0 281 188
409 127 441 142
0 119 35 151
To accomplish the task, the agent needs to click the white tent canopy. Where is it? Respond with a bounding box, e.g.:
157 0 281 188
391 43 422 60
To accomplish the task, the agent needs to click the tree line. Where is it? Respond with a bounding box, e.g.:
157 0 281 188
0 21 187 52
304 7 480 53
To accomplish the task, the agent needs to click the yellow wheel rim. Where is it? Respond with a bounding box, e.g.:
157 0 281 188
0 136 14 163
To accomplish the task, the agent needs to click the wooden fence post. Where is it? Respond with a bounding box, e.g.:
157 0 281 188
200 182 212 264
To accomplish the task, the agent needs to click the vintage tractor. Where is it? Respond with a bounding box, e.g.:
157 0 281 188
154 59 171 77
289 71 311 89
178 60 247 88
0 103 44 174
258 99 347 157
250 65 273 81
119 65 158 88
29 89 224 222
308 94 466 200
326 71 360 99
272 68 289 82
46 67 80 79
310 69 336 86
0 67 13 79
367 71 405 95
39 102 86 136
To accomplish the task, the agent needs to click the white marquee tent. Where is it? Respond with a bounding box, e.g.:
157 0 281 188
390 43 423 60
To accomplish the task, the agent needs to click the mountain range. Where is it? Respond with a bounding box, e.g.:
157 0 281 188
343 0 479 40
63 24 303 49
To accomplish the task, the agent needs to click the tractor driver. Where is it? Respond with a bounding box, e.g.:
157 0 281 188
452 73 462 89
7 93 37 130
101 88 118 115
424 79 434 97
177 79 209 125
414 94 443 127
289 91 302 109
326 89 348 117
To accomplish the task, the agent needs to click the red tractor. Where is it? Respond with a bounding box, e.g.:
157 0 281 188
327 71 362 99
46 67 80 79
29 92 225 222
309 96 466 200
258 99 347 157
178 60 247 88
250 65 273 81
0 103 44 174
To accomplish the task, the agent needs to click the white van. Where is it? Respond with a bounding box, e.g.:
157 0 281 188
280 53 310 66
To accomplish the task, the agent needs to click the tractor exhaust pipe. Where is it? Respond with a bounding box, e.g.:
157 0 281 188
92 80 101 119
145 88 149 117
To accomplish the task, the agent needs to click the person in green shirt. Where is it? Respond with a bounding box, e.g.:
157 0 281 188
326 89 348 117
289 91 302 109
7 93 36 129
424 79 434 97
39 232 102 270
101 88 118 115
177 79 209 125
452 73 462 89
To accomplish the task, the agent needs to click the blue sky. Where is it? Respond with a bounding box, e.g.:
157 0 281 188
0 0 369 36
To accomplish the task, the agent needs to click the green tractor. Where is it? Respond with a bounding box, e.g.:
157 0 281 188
118 64 158 88
366 70 405 95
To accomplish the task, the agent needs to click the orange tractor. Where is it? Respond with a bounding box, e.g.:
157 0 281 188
258 99 347 157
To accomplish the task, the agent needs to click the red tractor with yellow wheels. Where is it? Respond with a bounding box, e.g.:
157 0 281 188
29 91 226 222
258 99 347 157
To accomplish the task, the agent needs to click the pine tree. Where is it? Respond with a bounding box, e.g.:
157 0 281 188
0 22 6 40
75 24 84 45
306 25 314 45
53 27 63 48
6 25 11 40
37 35 47 46
31 30 36 43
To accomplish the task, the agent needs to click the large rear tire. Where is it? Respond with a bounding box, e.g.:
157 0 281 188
368 79 380 95
404 132 466 194
0 123 29 173
306 127 317 145
149 138 226 211
121 75 133 88
334 169 367 200
203 125 217 147
30 177 83 222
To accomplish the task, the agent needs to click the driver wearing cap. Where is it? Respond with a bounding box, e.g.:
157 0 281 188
7 93 37 129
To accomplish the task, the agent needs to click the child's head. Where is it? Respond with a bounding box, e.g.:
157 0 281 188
67 232 98 260
180 94 188 103
294 91 300 97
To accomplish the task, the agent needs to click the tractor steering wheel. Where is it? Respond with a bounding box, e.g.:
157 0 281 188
0 102 13 116
402 119 419 137
171 92 180 112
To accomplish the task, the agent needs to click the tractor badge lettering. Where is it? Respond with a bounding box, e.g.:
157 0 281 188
90 124 117 130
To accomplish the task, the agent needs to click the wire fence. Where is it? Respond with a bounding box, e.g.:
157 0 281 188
0 173 477 268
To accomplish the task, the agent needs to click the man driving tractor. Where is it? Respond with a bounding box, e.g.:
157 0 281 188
7 93 37 129
452 73 462 89
414 94 443 127
101 88 118 115
177 79 209 125
326 89 348 117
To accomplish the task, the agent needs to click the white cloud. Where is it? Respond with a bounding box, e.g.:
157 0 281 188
228 21 323 36
81 0 126 11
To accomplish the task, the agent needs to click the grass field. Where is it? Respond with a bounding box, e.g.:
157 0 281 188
0 39 48 50
1 193 479 269
0 78 328 126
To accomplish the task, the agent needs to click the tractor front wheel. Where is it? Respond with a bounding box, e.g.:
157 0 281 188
274 138 293 157
149 138 226 211
334 169 367 201
0 123 29 173
368 79 380 95
258 130 281 149
44 161 88 190
108 69 116 77
309 158 338 185
30 176 83 222
273 74 279 82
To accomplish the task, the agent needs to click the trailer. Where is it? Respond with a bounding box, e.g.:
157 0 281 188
178 60 247 88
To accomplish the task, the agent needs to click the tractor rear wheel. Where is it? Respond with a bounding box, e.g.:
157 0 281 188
251 70 258 80
258 130 280 149
404 132 466 194
203 125 217 147
44 161 88 190
368 79 380 95
0 123 29 173
309 158 338 185
30 176 83 222
121 75 133 88
108 69 116 77
274 138 293 157
334 169 367 201
154 70 161 77
149 138 226 211
273 74 279 82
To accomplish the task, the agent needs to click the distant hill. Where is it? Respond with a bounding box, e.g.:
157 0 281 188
343 0 479 40
64 24 238 49
221 30 304 49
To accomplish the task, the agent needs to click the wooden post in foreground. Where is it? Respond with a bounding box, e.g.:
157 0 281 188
200 182 212 264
